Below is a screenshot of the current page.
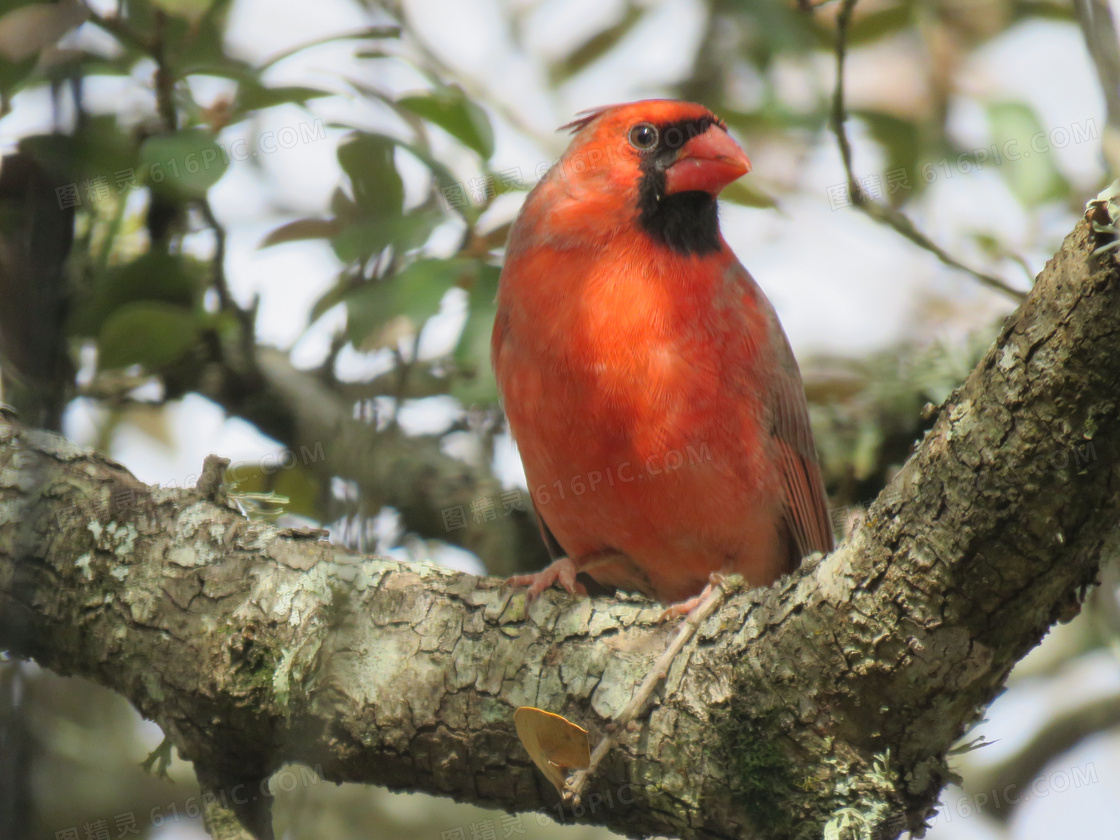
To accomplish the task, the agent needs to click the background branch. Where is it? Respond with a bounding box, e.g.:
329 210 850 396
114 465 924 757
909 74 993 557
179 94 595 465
828 0 1027 302
1074 0 1120 176
966 686 1120 822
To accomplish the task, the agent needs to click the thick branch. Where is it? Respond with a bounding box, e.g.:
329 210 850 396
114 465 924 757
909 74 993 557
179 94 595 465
1 218 1118 840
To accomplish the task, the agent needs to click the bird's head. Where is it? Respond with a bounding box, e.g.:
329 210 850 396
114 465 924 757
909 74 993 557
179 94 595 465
538 100 750 255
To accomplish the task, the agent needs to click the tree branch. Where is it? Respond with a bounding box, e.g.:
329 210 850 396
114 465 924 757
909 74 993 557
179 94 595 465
1 216 1118 840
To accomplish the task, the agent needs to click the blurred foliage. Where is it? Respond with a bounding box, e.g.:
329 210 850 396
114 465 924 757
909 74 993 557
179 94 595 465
0 0 1114 838
0 0 1097 540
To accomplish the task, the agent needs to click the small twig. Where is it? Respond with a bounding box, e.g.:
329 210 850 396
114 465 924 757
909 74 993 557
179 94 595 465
392 331 425 422
829 0 1026 302
140 735 175 780
1074 0 1120 175
831 0 862 201
150 11 178 132
1075 0 1120 126
197 198 257 357
196 454 231 502
90 4 189 150
862 202 1026 299
563 578 730 804
196 199 233 310
90 10 177 132
317 331 348 384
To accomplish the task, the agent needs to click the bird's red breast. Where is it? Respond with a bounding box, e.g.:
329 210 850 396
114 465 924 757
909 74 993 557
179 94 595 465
492 100 832 604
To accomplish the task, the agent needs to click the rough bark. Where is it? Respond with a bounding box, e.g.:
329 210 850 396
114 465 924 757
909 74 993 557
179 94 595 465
0 217 1117 840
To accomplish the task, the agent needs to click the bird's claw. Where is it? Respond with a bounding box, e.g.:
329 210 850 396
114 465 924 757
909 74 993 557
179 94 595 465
658 596 702 622
506 556 587 602
657 573 727 622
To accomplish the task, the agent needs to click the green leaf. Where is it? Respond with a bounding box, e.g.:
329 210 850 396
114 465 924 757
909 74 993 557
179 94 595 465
256 26 400 72
0 0 88 63
327 126 467 218
163 0 237 74
853 110 920 199
150 0 217 23
986 101 1070 206
309 279 352 324
392 139 470 217
21 117 136 189
260 218 341 248
337 133 403 217
235 82 334 114
399 89 494 159
732 1 820 65
451 264 500 405
548 6 644 83
139 129 228 198
329 212 438 263
74 252 200 337
181 60 258 85
97 302 200 370
848 4 912 46
345 258 467 344
0 54 36 99
329 186 360 222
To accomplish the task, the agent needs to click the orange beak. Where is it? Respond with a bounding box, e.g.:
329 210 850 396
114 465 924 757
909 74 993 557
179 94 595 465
663 125 751 196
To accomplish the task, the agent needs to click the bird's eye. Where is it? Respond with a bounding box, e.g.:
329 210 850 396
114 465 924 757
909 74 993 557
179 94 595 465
628 123 659 151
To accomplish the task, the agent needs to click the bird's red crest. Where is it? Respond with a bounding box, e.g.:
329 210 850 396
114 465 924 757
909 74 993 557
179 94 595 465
557 100 729 138
559 106 612 135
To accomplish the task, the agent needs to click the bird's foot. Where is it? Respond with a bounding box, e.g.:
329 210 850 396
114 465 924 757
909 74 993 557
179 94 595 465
506 556 587 602
658 591 705 622
658 573 726 622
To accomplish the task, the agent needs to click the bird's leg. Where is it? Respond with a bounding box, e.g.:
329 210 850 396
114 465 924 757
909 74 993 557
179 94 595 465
563 574 729 806
658 584 713 622
506 556 587 601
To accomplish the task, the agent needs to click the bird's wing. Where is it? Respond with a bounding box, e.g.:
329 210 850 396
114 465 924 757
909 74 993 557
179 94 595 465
767 317 835 561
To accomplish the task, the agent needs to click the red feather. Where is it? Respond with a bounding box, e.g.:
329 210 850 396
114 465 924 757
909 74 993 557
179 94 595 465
493 100 832 604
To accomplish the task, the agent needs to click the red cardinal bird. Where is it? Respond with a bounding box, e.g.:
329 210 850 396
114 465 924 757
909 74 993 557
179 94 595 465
492 100 832 605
